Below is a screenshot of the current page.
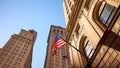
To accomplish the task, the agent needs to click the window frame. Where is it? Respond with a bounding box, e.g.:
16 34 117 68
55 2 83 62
84 41 94 59
99 3 117 26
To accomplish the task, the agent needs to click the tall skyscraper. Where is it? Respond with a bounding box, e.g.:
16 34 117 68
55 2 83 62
44 25 71 68
63 0 120 68
0 29 37 68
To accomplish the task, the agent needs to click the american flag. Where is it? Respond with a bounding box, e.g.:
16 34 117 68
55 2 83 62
55 36 66 48
51 36 66 56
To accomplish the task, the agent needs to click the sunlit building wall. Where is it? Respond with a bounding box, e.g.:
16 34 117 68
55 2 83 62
63 0 120 68
0 29 37 68
44 25 71 68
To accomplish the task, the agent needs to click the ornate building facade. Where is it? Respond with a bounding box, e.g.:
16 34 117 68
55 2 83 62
0 29 37 68
63 0 120 68
44 25 71 68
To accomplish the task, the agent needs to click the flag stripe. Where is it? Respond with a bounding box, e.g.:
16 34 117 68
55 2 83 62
56 39 66 48
56 40 65 45
51 36 66 56
57 42 66 48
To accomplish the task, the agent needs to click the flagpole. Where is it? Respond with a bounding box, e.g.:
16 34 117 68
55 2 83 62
54 32 87 58
60 36 86 57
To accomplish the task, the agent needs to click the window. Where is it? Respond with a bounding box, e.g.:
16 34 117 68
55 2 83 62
0 57 4 61
14 61 20 65
53 29 56 32
67 9 69 14
99 4 117 26
75 24 80 37
6 59 12 64
68 14 71 19
2 64 10 68
19 54 24 58
85 0 93 10
85 41 94 59
17 58 22 62
9 55 14 59
71 5 73 11
61 31 63 34
57 30 59 33
6 45 11 49
69 2 71 7
23 51 26 54
1 53 7 57
12 51 16 55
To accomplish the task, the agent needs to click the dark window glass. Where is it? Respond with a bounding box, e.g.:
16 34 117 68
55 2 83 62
57 30 59 33
61 31 63 34
53 29 56 32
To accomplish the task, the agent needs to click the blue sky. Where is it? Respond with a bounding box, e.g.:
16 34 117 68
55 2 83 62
0 0 66 68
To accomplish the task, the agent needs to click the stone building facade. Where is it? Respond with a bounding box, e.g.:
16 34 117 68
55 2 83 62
63 0 120 68
44 25 71 68
0 29 37 68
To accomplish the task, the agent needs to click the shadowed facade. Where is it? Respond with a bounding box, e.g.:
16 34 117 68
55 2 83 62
0 29 37 68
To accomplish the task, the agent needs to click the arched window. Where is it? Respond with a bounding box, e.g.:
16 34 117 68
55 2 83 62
99 3 117 26
92 1 118 31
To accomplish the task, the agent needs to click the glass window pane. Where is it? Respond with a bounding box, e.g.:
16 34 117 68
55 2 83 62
100 4 108 23
106 7 117 26
88 49 94 58
85 41 93 58
86 48 92 56
85 44 90 50
99 4 115 26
